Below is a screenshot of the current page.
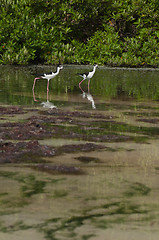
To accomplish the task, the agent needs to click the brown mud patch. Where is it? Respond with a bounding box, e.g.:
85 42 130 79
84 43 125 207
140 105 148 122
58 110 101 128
1 109 134 142
75 156 100 163
32 164 83 175
57 143 105 154
0 139 105 164
0 140 55 163
137 118 159 124
1 121 53 140
39 109 115 120
0 106 25 115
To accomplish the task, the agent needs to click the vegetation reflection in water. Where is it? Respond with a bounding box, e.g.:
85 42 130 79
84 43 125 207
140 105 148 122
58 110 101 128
0 65 159 106
0 66 159 240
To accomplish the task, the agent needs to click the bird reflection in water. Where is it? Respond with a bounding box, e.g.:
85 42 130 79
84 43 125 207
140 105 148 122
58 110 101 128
41 100 57 109
32 77 57 109
33 87 57 109
79 84 96 109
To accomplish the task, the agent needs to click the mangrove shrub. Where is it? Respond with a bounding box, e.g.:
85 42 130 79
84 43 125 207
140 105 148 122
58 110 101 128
0 0 159 66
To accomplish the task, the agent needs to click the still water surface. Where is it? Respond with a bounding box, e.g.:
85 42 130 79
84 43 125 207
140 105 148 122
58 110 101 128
0 65 159 105
0 65 159 240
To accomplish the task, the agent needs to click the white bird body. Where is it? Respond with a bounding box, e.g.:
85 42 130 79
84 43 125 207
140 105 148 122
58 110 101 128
41 66 62 80
79 65 98 80
42 73 55 80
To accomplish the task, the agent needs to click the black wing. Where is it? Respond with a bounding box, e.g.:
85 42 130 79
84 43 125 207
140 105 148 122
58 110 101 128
38 72 52 77
77 71 89 77
44 72 52 75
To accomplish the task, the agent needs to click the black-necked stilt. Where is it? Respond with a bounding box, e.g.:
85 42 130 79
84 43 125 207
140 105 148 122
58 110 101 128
78 64 99 91
32 65 63 101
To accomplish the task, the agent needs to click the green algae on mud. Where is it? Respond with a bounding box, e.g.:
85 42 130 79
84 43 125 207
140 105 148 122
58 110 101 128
123 182 151 197
0 171 46 207
0 165 159 240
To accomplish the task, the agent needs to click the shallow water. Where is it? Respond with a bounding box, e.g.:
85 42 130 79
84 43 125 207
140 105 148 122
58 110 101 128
0 65 159 105
0 65 159 240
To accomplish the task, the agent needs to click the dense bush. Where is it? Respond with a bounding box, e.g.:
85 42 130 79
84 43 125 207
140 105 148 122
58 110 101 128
0 0 159 66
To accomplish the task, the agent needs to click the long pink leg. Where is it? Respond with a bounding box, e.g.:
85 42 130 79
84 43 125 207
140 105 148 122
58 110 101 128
32 77 40 102
32 77 40 91
88 79 90 93
33 88 38 102
79 82 84 93
79 78 85 88
47 89 49 102
47 83 49 102
47 80 50 92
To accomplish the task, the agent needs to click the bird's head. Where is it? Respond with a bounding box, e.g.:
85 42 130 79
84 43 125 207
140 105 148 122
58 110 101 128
57 65 63 70
94 64 99 69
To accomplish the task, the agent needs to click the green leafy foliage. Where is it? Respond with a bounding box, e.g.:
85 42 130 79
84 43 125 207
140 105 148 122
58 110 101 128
0 0 159 66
